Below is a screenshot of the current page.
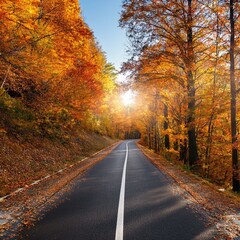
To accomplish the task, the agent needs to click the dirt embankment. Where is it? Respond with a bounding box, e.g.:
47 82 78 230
0 131 117 197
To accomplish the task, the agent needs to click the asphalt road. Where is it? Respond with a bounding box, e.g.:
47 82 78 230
19 140 214 240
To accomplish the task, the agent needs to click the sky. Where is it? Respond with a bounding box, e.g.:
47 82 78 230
79 0 129 73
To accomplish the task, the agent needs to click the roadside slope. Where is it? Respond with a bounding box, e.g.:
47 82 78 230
0 130 117 198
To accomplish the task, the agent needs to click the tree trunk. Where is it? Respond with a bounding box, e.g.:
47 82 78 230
148 125 152 149
1 65 11 89
180 139 188 164
230 0 240 192
154 121 158 152
205 3 220 175
186 0 198 166
164 103 170 149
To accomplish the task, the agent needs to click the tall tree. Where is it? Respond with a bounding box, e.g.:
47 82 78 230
230 0 240 192
120 0 212 165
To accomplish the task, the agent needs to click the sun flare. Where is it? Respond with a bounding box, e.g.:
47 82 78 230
121 90 135 107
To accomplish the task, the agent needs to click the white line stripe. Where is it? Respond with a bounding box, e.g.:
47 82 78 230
113 149 139 153
31 180 41 186
115 142 129 240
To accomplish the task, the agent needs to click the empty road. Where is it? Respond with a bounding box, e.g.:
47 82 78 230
19 140 214 240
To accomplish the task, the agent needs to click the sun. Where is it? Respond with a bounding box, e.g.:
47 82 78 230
121 90 135 107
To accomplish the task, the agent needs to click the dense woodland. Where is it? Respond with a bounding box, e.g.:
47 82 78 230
0 0 129 138
0 0 130 195
0 0 240 194
120 0 240 192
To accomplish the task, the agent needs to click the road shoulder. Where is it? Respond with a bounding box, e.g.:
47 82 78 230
137 143 240 239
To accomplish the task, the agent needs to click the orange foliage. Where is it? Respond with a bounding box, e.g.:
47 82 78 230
120 0 240 189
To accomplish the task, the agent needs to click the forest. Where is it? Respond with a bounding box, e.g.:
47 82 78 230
0 0 129 196
0 0 240 197
0 0 128 138
120 0 240 192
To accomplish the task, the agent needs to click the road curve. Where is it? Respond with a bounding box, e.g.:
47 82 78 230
19 140 214 240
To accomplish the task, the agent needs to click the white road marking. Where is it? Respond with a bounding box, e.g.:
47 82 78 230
14 188 24 193
115 142 129 240
31 180 41 186
113 149 139 153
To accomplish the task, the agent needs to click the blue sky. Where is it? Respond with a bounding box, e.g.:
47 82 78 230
79 0 129 72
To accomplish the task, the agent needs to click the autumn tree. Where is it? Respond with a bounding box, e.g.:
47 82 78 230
0 0 118 139
197 0 240 191
120 0 240 191
229 0 239 191
120 0 214 165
